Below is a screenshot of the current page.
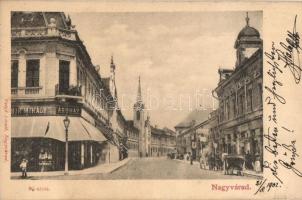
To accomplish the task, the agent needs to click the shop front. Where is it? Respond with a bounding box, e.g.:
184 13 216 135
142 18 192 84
11 116 107 172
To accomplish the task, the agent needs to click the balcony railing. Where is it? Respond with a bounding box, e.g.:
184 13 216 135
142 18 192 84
11 27 76 41
55 84 82 97
11 87 42 96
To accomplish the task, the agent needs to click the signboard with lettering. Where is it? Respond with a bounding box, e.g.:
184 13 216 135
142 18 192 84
11 104 81 116
56 105 81 115
12 106 54 116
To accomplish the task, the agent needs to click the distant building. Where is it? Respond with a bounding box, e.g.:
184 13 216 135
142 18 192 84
174 109 212 156
150 126 176 157
132 77 152 157
211 13 263 171
132 77 176 157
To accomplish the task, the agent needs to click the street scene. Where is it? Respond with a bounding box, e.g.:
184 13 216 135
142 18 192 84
12 157 251 180
10 11 263 180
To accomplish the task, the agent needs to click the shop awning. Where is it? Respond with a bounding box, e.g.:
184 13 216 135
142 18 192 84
79 118 107 142
12 116 107 142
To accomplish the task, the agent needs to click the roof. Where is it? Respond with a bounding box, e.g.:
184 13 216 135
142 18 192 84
151 126 165 135
11 12 70 29
237 26 260 39
175 109 212 128
163 127 176 136
151 126 176 137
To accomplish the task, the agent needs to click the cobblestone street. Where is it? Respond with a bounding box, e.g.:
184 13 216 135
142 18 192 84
23 157 252 180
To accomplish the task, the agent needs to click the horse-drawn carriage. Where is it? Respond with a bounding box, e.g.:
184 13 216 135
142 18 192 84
223 155 245 176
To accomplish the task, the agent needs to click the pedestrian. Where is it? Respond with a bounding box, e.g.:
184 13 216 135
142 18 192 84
254 156 261 173
20 158 28 178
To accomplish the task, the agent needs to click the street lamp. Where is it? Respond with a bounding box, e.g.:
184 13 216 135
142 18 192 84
63 115 70 175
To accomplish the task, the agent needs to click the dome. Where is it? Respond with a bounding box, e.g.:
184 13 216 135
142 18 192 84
237 25 260 39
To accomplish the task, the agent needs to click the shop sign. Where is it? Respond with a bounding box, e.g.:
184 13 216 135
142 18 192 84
12 104 81 116
56 105 81 115
12 106 51 116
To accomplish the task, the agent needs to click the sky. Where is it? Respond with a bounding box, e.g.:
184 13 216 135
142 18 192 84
69 11 262 129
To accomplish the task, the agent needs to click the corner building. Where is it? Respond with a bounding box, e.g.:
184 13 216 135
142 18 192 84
212 14 263 171
10 12 121 172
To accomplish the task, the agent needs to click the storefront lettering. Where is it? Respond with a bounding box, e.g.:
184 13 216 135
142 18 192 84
12 106 47 116
56 106 81 115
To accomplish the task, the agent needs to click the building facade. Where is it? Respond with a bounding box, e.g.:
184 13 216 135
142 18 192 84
176 118 211 161
126 120 139 157
132 77 152 157
175 109 211 156
10 12 128 172
132 77 176 157
150 126 176 157
211 14 263 171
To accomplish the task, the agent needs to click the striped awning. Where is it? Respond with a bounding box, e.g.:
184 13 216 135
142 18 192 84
12 116 107 142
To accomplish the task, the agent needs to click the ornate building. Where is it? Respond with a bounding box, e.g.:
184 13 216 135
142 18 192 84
10 12 128 172
211 13 263 171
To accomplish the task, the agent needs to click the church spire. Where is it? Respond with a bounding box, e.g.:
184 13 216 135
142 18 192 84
137 76 142 103
246 12 250 27
110 54 115 70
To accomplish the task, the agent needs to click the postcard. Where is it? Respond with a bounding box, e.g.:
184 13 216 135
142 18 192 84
0 1 301 199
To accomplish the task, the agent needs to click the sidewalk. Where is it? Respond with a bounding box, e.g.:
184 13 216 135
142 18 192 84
243 170 263 179
11 158 131 178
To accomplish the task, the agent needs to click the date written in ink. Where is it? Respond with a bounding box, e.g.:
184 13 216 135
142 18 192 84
254 179 281 195
28 186 50 192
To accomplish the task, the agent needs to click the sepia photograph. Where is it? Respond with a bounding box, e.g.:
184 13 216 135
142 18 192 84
1 1 302 200
10 11 263 180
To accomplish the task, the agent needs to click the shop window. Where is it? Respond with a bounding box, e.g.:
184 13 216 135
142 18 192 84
11 60 19 88
26 59 40 87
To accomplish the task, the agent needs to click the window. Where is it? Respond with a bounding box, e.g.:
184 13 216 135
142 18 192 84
59 60 70 93
136 110 140 120
226 98 230 120
11 60 18 88
238 93 244 115
258 83 263 106
232 96 236 118
26 60 40 87
247 88 253 111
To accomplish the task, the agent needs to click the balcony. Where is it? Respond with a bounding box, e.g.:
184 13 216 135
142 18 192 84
11 27 76 41
11 87 42 97
55 84 82 101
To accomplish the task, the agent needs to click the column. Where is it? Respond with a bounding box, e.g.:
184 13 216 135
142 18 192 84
244 82 247 112
45 52 58 96
69 57 77 87
236 133 240 154
39 55 46 96
90 144 93 165
81 142 85 168
18 52 26 88
246 130 251 153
